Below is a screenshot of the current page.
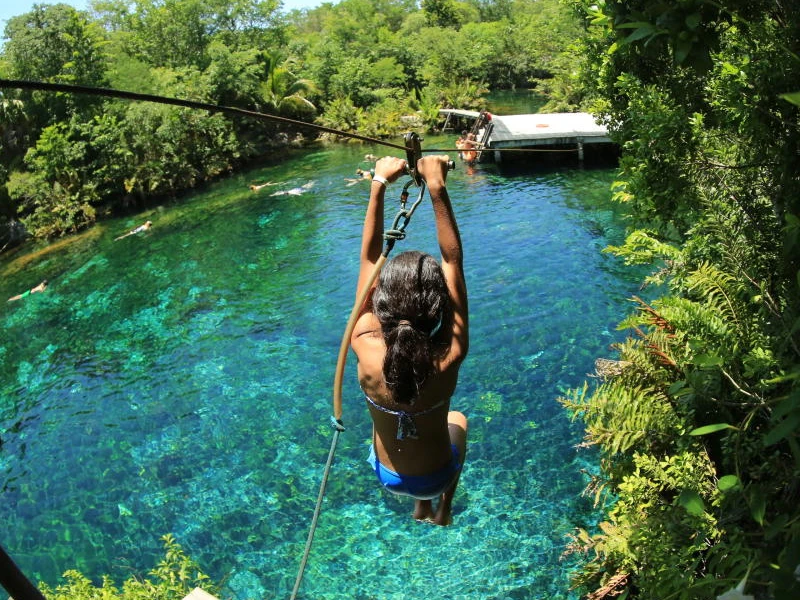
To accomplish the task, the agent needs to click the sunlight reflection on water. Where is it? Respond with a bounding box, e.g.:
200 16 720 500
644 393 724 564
0 144 636 599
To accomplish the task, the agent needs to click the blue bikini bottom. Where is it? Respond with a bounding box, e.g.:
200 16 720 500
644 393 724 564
367 444 461 500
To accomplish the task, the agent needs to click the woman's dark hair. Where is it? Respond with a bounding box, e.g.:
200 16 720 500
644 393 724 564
372 251 450 405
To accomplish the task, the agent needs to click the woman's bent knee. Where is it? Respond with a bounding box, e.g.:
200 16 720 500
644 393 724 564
448 410 467 431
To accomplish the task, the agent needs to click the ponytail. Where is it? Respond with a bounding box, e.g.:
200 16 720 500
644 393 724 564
373 251 450 405
383 322 435 404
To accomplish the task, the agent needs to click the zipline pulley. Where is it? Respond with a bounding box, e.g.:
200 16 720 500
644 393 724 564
404 131 425 186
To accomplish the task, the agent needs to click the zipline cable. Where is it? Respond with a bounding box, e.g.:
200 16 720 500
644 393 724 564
427 146 580 153
0 80 584 156
0 79 408 151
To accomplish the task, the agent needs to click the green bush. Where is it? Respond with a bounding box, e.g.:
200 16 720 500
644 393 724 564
562 1 800 598
38 535 220 600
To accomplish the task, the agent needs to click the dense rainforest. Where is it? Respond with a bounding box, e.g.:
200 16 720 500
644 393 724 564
0 0 583 245
560 1 800 599
2 0 800 599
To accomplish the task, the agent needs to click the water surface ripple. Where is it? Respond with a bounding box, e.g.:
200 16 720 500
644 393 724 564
1 144 636 599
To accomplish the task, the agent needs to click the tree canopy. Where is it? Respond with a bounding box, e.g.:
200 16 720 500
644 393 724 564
0 0 583 244
561 1 800 598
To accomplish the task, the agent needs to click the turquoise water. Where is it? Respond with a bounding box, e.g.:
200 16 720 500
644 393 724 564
1 141 635 599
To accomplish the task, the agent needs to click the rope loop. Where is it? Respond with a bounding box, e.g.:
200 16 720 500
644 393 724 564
384 228 407 242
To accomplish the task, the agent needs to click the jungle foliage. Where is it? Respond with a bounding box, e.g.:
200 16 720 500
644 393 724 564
0 0 584 244
560 1 800 599
38 534 219 600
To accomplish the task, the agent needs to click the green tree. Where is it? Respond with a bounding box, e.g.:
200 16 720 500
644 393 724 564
422 0 460 28
258 51 317 117
6 113 131 237
563 1 800 598
121 0 284 70
3 4 109 130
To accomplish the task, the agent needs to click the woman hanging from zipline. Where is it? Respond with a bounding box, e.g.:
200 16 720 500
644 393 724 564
350 155 469 526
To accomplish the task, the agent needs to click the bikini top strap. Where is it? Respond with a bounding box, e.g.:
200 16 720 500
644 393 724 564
364 395 446 440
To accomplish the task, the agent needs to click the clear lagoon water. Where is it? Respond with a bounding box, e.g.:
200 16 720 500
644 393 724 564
1 139 637 599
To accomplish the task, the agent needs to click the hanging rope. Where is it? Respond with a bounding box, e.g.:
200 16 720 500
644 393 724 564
289 416 345 600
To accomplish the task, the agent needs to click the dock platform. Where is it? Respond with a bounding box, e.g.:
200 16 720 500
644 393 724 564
439 109 613 162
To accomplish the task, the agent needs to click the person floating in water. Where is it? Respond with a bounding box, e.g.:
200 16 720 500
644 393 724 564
350 155 469 526
455 131 468 160
345 168 373 186
115 220 152 241
8 279 48 302
461 132 478 165
270 181 315 196
250 182 277 192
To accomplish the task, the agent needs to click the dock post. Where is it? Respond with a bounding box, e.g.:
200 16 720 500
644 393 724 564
577 140 584 161
0 543 47 600
494 149 502 163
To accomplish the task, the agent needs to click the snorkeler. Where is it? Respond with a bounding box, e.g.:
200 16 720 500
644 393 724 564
270 182 315 196
8 279 48 302
250 182 277 191
345 168 374 186
115 220 152 241
350 155 469 526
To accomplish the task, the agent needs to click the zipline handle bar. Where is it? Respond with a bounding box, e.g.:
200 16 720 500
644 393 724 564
402 132 455 186
388 132 454 255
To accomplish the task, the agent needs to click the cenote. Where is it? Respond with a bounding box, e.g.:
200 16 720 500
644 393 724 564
1 138 639 599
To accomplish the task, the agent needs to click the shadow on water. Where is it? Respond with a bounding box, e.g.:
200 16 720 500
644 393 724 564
0 142 638 599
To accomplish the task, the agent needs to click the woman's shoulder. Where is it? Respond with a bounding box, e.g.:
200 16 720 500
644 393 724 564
351 312 384 362
352 311 380 338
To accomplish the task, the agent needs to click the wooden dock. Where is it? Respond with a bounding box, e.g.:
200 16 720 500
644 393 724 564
439 109 612 162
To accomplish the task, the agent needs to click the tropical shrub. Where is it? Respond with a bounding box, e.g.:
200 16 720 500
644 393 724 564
38 534 219 600
562 1 800 598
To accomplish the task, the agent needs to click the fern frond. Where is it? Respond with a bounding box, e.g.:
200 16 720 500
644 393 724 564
579 380 680 456
656 295 731 349
684 261 743 325
605 229 684 265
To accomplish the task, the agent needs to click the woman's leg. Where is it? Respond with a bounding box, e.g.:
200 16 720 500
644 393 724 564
434 411 468 525
413 499 435 521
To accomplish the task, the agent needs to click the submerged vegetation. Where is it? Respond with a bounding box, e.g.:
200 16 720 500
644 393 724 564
0 0 584 245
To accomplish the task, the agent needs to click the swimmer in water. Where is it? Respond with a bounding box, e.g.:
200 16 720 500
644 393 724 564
115 220 152 241
345 168 373 186
250 182 277 192
8 279 48 302
270 181 315 196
